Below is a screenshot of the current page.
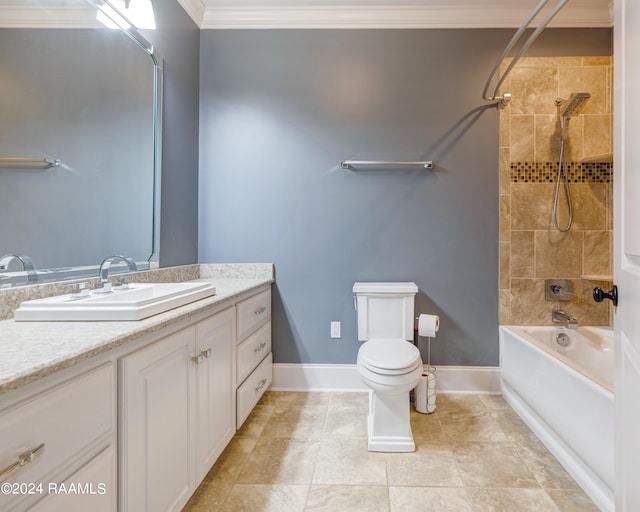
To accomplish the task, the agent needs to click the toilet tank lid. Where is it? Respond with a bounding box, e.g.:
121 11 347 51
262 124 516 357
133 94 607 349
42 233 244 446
353 282 418 294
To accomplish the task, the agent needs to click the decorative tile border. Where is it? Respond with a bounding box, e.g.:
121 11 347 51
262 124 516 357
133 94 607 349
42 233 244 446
510 162 613 183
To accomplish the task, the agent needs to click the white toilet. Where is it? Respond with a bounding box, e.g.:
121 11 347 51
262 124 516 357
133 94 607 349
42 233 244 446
354 282 423 452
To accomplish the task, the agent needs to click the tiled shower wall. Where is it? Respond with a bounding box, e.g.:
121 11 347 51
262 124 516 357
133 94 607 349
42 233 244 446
499 56 613 326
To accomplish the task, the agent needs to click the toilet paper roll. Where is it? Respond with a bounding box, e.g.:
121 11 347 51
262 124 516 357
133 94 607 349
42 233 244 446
418 314 440 338
415 372 437 414
415 374 429 414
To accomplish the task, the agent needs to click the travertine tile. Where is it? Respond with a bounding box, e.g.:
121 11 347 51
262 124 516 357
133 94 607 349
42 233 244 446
510 184 554 230
547 489 602 512
452 441 539 488
535 114 562 162
220 484 309 512
511 231 535 278
236 404 275 438
511 115 536 161
467 488 562 511
571 183 608 230
261 404 328 439
306 485 389 512
389 486 474 512
236 437 320 484
385 446 464 487
583 231 612 277
183 392 599 512
510 67 558 115
510 278 549 325
584 114 612 157
323 404 368 438
499 243 511 289
499 289 511 325
516 442 582 491
439 409 508 444
499 148 511 194
558 66 609 115
312 438 387 485
534 230 584 278
499 194 511 243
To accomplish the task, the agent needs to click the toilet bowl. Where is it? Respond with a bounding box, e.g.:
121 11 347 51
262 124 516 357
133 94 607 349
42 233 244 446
353 282 423 452
357 338 423 452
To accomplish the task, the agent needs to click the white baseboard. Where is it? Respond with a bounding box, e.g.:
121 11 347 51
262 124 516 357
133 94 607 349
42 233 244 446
271 363 501 394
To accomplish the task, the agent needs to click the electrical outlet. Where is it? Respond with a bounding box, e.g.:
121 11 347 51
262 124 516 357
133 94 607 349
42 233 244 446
330 321 341 339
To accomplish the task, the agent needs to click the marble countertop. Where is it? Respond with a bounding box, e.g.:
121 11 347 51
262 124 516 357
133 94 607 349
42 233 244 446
0 276 273 395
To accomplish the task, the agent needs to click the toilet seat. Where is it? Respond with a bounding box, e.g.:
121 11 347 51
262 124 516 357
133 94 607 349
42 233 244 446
358 339 422 375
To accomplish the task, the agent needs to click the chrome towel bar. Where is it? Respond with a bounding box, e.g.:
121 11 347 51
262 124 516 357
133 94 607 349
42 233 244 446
341 160 434 170
0 157 60 168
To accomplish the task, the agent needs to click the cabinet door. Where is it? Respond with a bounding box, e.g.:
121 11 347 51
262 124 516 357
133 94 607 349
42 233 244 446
194 307 235 481
120 327 196 512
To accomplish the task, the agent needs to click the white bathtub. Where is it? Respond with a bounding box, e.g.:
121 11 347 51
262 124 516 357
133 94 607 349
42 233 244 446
500 326 614 512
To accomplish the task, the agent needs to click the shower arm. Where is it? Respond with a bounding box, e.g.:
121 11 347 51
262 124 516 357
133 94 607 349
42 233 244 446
482 0 569 107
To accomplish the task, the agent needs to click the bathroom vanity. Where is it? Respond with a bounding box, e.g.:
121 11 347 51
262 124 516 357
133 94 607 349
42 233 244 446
0 266 273 512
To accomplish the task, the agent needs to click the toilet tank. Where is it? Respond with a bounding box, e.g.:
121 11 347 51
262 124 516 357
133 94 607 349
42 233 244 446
353 282 418 342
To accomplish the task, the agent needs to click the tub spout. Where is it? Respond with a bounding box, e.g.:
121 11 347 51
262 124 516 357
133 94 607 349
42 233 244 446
552 308 578 329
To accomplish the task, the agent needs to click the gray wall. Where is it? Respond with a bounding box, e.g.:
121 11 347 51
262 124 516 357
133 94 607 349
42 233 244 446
199 29 503 366
144 0 200 267
198 28 611 367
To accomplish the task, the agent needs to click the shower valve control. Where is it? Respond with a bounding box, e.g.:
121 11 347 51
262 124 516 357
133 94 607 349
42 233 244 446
545 279 573 301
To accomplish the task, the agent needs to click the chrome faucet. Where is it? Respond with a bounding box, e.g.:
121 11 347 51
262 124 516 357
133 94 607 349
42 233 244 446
552 308 578 329
0 254 38 283
98 255 138 284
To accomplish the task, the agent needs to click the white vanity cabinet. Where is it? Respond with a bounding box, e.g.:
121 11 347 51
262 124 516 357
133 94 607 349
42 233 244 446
0 362 116 512
120 306 235 512
235 289 272 427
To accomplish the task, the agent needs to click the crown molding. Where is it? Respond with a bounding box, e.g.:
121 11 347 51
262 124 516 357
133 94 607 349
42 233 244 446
0 6 99 28
199 4 613 30
175 0 206 27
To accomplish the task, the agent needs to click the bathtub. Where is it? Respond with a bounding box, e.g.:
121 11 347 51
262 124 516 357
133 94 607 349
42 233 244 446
499 326 614 512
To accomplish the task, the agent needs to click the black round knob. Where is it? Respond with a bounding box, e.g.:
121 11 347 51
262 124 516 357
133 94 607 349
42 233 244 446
593 285 618 307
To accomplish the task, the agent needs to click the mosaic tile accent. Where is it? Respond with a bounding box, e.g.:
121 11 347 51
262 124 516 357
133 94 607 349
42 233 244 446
510 162 613 183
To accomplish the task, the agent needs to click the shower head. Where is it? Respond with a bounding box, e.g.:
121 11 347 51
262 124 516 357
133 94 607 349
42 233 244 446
560 92 591 117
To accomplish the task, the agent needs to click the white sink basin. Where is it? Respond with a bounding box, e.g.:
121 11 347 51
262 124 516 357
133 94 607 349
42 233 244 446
14 282 216 321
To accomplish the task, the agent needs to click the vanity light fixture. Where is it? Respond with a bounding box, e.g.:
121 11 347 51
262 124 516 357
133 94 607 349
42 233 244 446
96 0 156 30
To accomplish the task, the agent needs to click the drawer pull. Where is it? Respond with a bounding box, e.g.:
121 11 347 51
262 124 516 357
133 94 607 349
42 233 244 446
201 347 212 358
253 342 267 354
254 306 267 316
255 378 268 392
0 443 45 480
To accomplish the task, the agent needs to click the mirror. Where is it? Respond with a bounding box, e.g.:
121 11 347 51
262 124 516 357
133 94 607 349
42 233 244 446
0 0 161 287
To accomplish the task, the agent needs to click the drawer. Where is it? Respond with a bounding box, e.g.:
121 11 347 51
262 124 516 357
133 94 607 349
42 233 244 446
0 363 114 510
236 353 272 428
236 289 271 342
29 446 116 512
236 321 271 386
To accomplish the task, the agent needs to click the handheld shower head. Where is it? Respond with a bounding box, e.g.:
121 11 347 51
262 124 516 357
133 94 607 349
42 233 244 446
561 92 591 117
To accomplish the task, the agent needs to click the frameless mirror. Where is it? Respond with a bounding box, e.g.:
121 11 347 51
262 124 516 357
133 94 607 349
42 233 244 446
0 0 161 287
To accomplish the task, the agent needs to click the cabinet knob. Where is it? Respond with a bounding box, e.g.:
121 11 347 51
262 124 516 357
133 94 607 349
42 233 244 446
200 347 212 359
191 354 203 364
253 342 267 354
254 305 267 316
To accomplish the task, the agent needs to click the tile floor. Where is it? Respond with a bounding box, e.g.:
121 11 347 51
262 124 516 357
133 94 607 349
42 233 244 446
182 391 600 512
